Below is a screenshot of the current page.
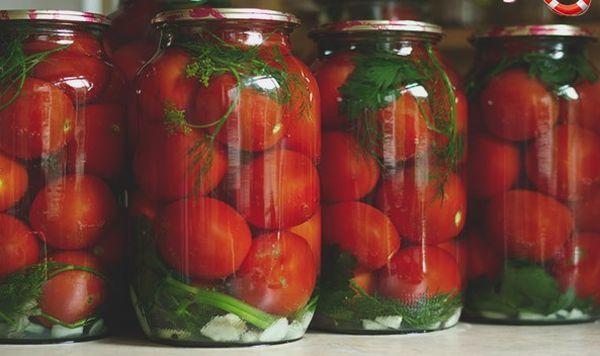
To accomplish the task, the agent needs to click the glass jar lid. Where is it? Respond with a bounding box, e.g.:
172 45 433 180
0 9 110 26
473 25 595 39
311 20 442 37
152 7 300 25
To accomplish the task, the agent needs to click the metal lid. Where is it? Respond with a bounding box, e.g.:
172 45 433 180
0 10 110 26
473 24 595 39
312 20 442 36
152 7 300 25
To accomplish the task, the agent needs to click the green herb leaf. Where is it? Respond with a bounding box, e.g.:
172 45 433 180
466 260 596 318
466 52 598 99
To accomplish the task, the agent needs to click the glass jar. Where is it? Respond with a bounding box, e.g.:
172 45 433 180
311 21 467 334
106 0 231 83
0 10 126 343
130 8 321 346
317 0 427 23
465 25 600 324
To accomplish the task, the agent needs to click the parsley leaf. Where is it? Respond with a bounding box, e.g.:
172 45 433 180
466 260 596 318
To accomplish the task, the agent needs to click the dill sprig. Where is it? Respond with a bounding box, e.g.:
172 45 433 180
0 261 107 334
0 34 68 112
162 30 299 196
317 247 462 330
425 44 463 197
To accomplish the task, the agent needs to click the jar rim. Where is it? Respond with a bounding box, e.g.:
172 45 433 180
311 20 442 37
152 7 300 26
473 25 595 40
0 9 110 26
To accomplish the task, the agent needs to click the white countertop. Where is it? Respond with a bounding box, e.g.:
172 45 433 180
1 322 599 356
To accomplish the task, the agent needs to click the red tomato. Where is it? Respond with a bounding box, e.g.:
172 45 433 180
465 228 502 281
137 48 198 122
552 233 600 304
0 214 40 277
376 168 466 245
323 201 401 271
313 52 355 130
288 208 322 270
155 197 252 280
485 190 573 263
438 238 468 284
232 149 319 229
526 124 600 202
320 131 380 203
32 52 110 104
279 56 321 163
351 270 376 295
572 188 600 233
376 92 430 162
92 222 125 267
0 78 75 159
468 134 520 199
480 69 558 141
0 153 28 211
23 31 104 58
128 190 159 221
112 42 156 81
133 124 227 202
67 104 126 181
230 232 316 316
377 246 462 303
192 74 286 152
560 80 600 135
39 251 106 327
30 175 118 250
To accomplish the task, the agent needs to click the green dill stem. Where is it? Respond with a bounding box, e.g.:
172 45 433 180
426 44 457 139
39 312 97 329
0 310 14 324
164 276 279 330
49 265 107 281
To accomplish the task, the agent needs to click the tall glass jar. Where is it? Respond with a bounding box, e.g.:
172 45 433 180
106 0 230 83
466 25 600 324
0 10 126 343
130 8 321 346
311 21 467 334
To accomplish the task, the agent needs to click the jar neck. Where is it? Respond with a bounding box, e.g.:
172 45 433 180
315 33 439 57
473 37 593 64
162 21 293 52
1 21 104 38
